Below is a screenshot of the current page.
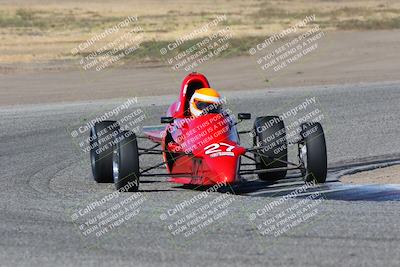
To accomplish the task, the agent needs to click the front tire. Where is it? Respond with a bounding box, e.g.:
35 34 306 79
113 131 140 192
300 122 327 183
90 121 120 183
253 116 288 181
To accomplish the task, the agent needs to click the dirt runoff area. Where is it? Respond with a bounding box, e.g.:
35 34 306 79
1 29 400 106
341 165 400 184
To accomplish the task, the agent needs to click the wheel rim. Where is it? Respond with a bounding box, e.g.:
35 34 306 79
90 129 98 177
299 143 308 178
112 146 120 184
300 145 307 169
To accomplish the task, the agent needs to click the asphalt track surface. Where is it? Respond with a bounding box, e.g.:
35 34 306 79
1 81 400 266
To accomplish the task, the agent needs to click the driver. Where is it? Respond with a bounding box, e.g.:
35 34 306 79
189 88 222 117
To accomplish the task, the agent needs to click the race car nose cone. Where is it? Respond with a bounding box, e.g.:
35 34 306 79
203 153 240 185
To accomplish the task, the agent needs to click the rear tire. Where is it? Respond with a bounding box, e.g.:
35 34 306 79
253 116 287 181
90 121 120 183
300 122 327 183
113 131 140 192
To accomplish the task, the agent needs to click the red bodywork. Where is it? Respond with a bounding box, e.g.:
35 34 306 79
143 73 246 185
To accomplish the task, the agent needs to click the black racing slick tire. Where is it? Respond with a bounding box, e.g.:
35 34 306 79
113 131 140 192
90 120 120 183
300 122 327 183
253 116 288 181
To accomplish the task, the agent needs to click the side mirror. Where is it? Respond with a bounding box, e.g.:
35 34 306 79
238 113 251 120
161 117 174 124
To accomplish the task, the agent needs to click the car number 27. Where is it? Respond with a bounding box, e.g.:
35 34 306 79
204 142 235 157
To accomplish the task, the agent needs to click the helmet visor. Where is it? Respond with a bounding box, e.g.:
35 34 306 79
194 100 221 114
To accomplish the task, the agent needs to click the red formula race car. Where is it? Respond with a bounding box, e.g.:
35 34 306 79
89 73 327 192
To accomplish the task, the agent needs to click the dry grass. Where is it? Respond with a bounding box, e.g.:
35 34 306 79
1 0 400 64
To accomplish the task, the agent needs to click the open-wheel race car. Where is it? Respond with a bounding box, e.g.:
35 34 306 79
89 72 327 192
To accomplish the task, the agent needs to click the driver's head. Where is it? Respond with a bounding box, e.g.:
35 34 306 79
189 88 222 117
